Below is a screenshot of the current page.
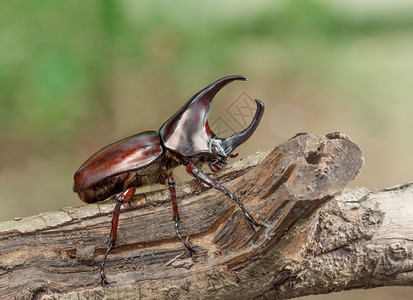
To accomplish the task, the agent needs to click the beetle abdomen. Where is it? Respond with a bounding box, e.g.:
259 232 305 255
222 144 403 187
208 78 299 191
77 173 128 203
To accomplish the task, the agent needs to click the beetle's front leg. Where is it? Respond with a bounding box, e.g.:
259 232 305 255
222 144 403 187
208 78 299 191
186 163 261 227
167 174 195 255
100 186 136 286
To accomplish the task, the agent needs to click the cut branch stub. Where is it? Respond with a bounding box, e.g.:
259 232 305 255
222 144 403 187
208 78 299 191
211 132 364 268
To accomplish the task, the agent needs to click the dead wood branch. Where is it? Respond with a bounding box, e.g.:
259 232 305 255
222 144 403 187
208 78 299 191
1 133 410 300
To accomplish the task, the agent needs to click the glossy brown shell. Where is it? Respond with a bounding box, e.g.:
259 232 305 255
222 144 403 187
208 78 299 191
73 131 164 192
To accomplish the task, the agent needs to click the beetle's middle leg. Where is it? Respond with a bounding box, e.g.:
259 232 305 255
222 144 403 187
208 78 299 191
167 174 195 255
100 186 136 286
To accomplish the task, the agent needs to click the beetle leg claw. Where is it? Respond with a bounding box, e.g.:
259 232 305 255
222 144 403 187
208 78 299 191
100 241 114 286
174 216 195 255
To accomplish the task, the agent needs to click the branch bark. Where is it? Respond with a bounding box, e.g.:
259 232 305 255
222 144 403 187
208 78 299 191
0 132 411 299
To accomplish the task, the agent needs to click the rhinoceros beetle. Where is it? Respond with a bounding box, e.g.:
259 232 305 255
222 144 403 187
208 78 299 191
73 75 265 285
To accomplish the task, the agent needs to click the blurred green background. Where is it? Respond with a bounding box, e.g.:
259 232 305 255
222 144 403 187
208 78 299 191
0 0 412 298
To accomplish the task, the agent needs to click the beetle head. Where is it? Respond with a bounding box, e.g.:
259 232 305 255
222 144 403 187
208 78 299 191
159 75 264 170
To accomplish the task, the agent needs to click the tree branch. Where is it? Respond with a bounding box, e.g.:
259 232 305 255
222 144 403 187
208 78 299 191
1 133 410 300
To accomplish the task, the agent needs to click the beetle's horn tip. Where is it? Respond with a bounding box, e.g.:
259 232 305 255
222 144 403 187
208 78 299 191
255 99 265 108
225 75 247 82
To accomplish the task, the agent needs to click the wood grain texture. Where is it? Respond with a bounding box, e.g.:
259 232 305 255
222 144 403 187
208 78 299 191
0 132 393 300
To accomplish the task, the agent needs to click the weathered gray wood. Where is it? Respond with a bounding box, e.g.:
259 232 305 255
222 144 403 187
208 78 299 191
2 132 400 300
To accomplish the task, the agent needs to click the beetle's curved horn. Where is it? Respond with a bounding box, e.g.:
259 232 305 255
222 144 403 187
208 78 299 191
159 75 247 156
187 75 248 113
219 99 265 156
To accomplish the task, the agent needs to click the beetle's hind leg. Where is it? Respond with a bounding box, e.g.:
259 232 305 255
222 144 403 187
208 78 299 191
167 174 195 255
100 186 136 286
